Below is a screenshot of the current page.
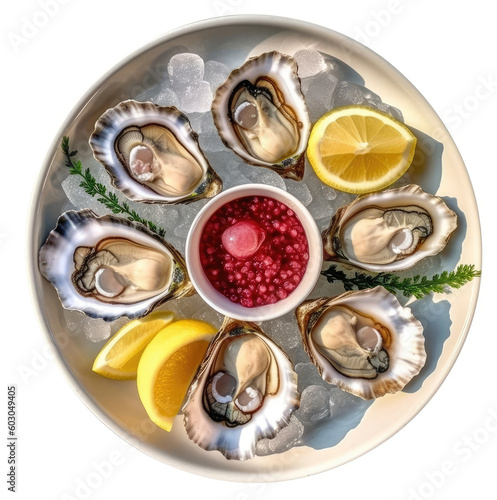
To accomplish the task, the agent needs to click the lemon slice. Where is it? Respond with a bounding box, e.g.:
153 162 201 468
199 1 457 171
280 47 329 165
137 319 217 432
92 311 175 380
307 105 417 194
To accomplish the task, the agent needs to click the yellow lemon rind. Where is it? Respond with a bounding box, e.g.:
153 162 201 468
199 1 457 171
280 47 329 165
136 319 217 432
92 310 175 380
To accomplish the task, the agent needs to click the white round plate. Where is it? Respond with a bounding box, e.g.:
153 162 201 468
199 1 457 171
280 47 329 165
29 15 481 481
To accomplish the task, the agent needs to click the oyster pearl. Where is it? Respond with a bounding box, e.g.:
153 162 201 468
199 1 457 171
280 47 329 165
39 210 194 321
90 100 222 204
211 52 311 181
323 184 457 272
183 318 299 460
296 287 426 400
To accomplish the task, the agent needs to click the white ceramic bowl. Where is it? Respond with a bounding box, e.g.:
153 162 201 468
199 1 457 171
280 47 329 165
185 184 323 321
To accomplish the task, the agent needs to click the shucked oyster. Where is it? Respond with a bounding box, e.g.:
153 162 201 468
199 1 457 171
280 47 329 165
90 100 222 204
323 184 457 272
39 210 194 321
296 287 426 400
211 51 311 180
183 318 299 460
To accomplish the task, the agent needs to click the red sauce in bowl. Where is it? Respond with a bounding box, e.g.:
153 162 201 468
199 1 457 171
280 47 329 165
199 196 309 307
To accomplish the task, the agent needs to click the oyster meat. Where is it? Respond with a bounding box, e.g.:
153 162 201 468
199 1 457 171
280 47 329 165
183 318 299 460
323 184 457 272
90 100 222 204
296 287 426 400
39 210 194 321
211 51 311 180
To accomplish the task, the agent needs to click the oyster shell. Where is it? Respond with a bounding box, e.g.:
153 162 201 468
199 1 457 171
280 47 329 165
296 287 426 400
323 184 457 272
183 317 299 460
39 210 194 321
90 100 222 204
211 51 311 181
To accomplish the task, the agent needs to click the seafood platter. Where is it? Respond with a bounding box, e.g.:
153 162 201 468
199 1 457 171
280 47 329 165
30 17 481 480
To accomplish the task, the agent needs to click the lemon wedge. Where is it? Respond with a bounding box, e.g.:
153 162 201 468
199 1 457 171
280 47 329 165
307 105 417 194
92 311 175 380
137 319 217 432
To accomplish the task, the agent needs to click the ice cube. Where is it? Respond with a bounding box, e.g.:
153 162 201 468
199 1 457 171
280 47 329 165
285 180 313 206
306 192 334 221
61 163 113 214
331 81 368 108
255 438 273 456
63 309 111 343
295 362 330 393
168 53 204 89
301 165 336 219
179 81 213 113
204 150 236 174
109 316 130 335
204 60 230 92
303 172 343 221
186 113 203 134
63 309 85 335
293 49 327 78
238 163 287 190
295 385 330 424
319 181 338 202
153 87 180 108
138 206 178 234
259 170 287 190
85 321 112 343
331 81 403 121
267 415 304 454
222 220 266 259
265 317 301 351
220 160 253 189
197 111 226 151
377 101 403 122
332 189 356 209
287 344 313 366
301 71 338 122
199 129 226 152
161 294 222 327
174 201 206 239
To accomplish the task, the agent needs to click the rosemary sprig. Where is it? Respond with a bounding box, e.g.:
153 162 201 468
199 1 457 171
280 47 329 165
61 137 166 237
321 264 481 299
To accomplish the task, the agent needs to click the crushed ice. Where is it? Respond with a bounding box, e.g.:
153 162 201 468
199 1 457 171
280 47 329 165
61 49 410 456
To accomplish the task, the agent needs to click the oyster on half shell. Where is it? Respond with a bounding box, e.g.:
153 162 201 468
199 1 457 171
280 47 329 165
90 100 222 204
211 51 311 181
183 317 299 460
296 287 426 400
322 184 457 272
38 210 194 321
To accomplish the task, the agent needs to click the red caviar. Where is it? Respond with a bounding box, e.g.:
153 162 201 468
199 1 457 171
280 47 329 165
199 196 309 307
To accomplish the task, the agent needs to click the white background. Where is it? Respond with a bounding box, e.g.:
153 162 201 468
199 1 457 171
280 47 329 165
2 0 496 499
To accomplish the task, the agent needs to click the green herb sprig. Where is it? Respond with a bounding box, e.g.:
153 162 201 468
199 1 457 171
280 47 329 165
61 137 166 237
321 264 481 299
